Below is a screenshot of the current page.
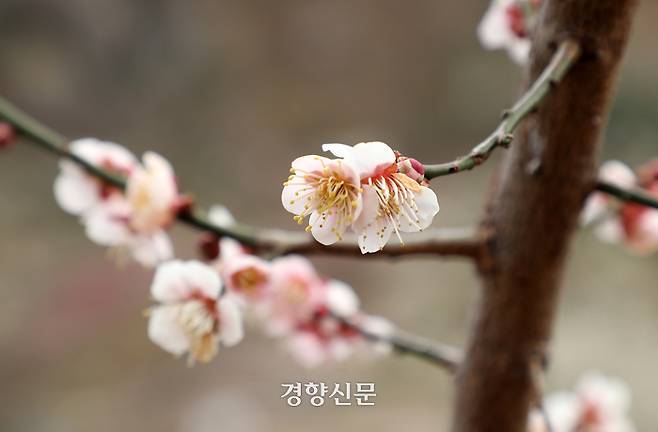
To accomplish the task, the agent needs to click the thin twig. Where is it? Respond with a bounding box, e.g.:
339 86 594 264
334 313 462 371
595 180 658 210
423 39 581 180
0 96 481 258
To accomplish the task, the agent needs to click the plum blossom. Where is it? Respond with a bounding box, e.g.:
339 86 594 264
532 372 636 432
265 255 327 335
478 0 542 64
282 154 363 245
323 142 439 253
216 237 271 303
85 151 181 266
147 260 244 364
54 140 182 266
582 159 658 255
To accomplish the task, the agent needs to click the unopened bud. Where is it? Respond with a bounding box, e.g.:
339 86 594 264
0 122 16 150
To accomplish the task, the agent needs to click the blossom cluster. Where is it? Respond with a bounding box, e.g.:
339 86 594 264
529 372 636 432
582 159 658 255
147 208 393 366
51 138 395 365
282 141 440 253
54 138 183 266
478 0 543 64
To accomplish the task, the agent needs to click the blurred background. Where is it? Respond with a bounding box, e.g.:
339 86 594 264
1 1 657 431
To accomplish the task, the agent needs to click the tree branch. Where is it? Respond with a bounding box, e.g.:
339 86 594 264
453 2 638 431
0 96 481 259
595 180 658 210
423 39 581 180
334 314 462 372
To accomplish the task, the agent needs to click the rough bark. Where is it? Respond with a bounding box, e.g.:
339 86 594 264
452 1 638 432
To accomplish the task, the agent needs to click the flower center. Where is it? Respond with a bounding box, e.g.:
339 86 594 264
366 172 423 243
287 165 361 239
176 299 219 363
232 268 268 297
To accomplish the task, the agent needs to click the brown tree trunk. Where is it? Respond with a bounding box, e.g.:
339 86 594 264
452 1 638 432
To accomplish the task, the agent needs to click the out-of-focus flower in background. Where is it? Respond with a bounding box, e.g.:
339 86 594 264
582 159 658 255
529 371 636 432
54 140 184 266
477 0 542 64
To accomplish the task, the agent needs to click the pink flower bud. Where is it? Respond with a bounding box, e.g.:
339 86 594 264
0 122 16 150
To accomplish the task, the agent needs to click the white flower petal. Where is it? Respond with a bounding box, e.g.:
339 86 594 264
181 261 222 299
581 193 609 226
151 260 191 302
217 297 244 347
321 143 355 159
208 205 235 227
544 392 580 432
281 179 316 215
477 0 514 49
219 237 245 261
594 219 624 245
53 162 99 215
291 154 331 173
83 199 131 246
508 40 531 65
599 160 637 189
578 371 632 413
357 216 394 254
326 280 360 317
148 305 190 356
131 231 174 267
287 332 326 368
351 141 396 178
309 210 342 245
400 186 440 232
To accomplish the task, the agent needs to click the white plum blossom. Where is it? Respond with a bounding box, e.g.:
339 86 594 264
86 151 181 266
582 159 658 255
282 154 363 245
478 0 542 64
533 372 636 432
147 260 244 364
54 138 137 216
323 142 440 253
54 140 182 266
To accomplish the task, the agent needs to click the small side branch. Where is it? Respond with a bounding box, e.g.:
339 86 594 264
595 180 658 210
335 314 462 371
0 96 481 259
423 39 581 180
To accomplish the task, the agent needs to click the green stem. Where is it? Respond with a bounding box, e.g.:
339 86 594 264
424 39 582 180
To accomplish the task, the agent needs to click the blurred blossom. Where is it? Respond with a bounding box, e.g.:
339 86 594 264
216 237 272 304
265 254 327 336
582 159 658 255
530 371 636 432
54 140 182 266
207 204 236 228
477 0 542 64
147 260 244 364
